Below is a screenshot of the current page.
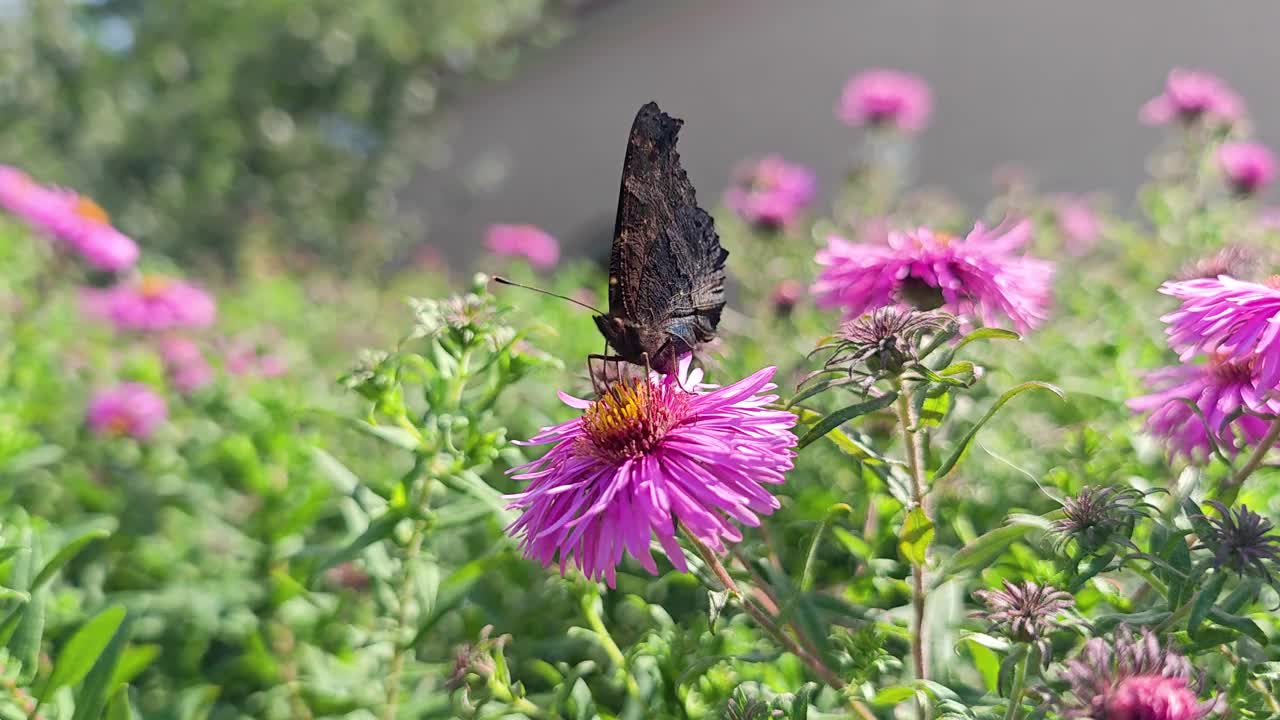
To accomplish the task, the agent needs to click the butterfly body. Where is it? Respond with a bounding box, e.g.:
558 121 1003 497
594 101 728 376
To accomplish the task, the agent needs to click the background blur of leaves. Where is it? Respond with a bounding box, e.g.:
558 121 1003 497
0 0 577 273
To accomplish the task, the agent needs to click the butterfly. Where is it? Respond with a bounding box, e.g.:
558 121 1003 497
591 101 729 378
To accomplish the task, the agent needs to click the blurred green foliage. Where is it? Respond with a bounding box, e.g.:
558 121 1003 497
0 0 568 269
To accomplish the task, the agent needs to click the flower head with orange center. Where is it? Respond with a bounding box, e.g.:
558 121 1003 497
86 383 167 440
813 219 1054 332
505 358 797 587
82 275 216 333
0 166 139 271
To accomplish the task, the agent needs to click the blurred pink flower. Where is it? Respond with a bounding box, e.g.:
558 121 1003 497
506 358 796 587
1161 276 1280 390
1127 356 1280 461
837 69 932 133
1063 627 1221 719
485 224 560 270
812 219 1054 332
83 276 217 333
1140 68 1243 126
86 383 168 439
771 279 805 314
0 167 138 272
225 335 289 379
723 154 817 229
1054 196 1101 256
157 336 213 394
1218 141 1276 195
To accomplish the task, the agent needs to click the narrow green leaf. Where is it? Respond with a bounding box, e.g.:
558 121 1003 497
939 514 1055 578
310 508 406 582
795 392 898 450
310 447 361 494
919 391 951 429
70 613 133 720
438 470 511 521
1207 608 1267 644
871 685 915 706
787 375 861 409
898 507 934 567
955 327 1021 352
1188 572 1227 636
39 605 127 703
110 644 160 688
11 537 44 683
106 686 136 720
790 684 813 720
1219 578 1262 614
31 529 110 593
799 505 852 592
934 382 1064 478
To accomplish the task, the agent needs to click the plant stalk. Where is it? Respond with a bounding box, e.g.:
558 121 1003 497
1002 649 1030 720
895 384 929 685
1215 416 1280 507
382 521 425 720
580 591 641 699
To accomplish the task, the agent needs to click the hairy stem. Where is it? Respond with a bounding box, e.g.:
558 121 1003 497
1002 649 1029 720
895 385 929 683
1215 417 1280 507
382 522 425 720
580 592 641 699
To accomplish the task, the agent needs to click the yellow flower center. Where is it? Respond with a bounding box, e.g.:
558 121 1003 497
75 196 111 225
581 378 687 460
106 414 132 435
138 275 171 298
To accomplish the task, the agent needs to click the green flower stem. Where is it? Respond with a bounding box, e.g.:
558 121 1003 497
895 382 930 693
382 520 425 720
579 592 641 699
680 529 876 720
488 677 545 717
1002 649 1029 720
1215 416 1280 508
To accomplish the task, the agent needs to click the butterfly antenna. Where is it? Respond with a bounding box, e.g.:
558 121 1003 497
491 276 605 314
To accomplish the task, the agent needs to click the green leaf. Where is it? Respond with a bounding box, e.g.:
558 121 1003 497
11 537 44 683
310 508 407 582
110 645 160 688
938 514 1055 577
871 685 915 706
1207 608 1267 644
70 612 132 720
799 504 852 592
955 327 1021 352
438 470 511 522
31 528 110 593
1188 571 1227 636
310 447 361 494
106 686 136 720
39 605 127 703
795 392 898 450
934 381 1064 478
787 375 861 409
898 507 934 567
790 684 813 720
919 391 951 428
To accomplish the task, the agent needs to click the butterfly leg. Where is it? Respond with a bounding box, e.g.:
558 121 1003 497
587 353 629 395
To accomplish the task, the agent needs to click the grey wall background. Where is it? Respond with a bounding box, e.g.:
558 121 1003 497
406 0 1280 269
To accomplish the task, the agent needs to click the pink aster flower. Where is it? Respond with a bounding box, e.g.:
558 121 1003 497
82 275 217 333
1062 627 1221 719
505 358 797 587
812 219 1054 332
1140 68 1243 127
837 69 932 133
1218 141 1276 196
771 279 805 315
1053 196 1101 256
0 166 51 222
723 154 817 229
1160 276 1280 390
224 335 289 379
157 336 213 394
1127 355 1280 460
0 168 138 272
485 224 560 270
86 383 168 439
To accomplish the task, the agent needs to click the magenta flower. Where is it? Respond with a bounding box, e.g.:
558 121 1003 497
723 154 817 229
1160 276 1280 390
837 69 932 133
505 359 797 587
771 279 805 315
82 275 217 333
225 335 289 379
1218 141 1276 196
157 336 213 394
0 167 138 272
485 224 560 270
1062 627 1221 719
1054 196 1101 256
812 220 1053 332
86 383 168 439
1140 68 1243 127
1127 356 1280 461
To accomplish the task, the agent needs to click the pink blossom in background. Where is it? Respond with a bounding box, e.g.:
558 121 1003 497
771 279 805 314
82 276 217 333
1260 207 1280 231
0 167 139 272
505 358 796 587
1218 141 1276 196
86 383 168 439
224 335 289 379
837 69 932 133
1140 68 1243 126
1053 196 1101 256
1127 356 1280 461
812 219 1054 332
723 154 817 229
1063 628 1221 720
1160 276 1280 390
485 224 560 270
157 336 213 394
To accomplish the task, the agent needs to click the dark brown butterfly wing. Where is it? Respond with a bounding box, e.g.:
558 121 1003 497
608 102 728 347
